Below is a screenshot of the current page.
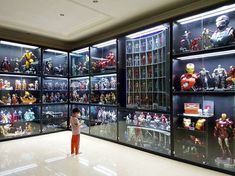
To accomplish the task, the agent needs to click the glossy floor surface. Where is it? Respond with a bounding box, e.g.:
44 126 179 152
0 131 230 176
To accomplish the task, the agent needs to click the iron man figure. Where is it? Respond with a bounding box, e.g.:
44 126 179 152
214 113 234 164
226 65 235 89
180 63 198 91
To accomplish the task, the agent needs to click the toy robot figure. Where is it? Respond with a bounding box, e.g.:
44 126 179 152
226 65 235 89
212 65 227 89
214 113 234 164
202 28 213 49
198 67 211 90
180 63 198 91
180 31 191 52
211 15 235 47
21 50 36 71
1 57 12 72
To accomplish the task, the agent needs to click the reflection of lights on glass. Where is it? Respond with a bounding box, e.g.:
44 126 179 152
72 47 89 54
93 74 116 78
45 155 67 163
93 39 116 48
177 49 235 60
45 49 67 54
79 157 89 166
93 165 117 176
0 163 38 176
0 41 38 49
70 77 89 80
177 4 235 24
126 25 167 39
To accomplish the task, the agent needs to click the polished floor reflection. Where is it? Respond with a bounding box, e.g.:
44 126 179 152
0 131 230 176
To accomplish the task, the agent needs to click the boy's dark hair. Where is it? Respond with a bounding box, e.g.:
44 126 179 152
72 108 81 114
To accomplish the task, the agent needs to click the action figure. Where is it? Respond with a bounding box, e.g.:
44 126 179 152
214 113 234 164
54 64 64 76
180 31 191 52
180 63 198 91
212 65 227 89
1 57 12 72
202 28 213 49
21 50 36 71
226 65 235 89
21 91 37 104
198 67 211 90
44 61 53 75
190 37 201 51
211 15 235 47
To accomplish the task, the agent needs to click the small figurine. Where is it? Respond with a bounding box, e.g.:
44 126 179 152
24 109 35 121
100 93 105 104
110 92 116 104
127 42 132 53
183 118 191 129
180 63 198 91
110 77 116 89
190 37 201 51
0 79 3 89
198 67 211 90
54 64 64 76
226 65 235 89
211 15 235 47
44 60 53 75
34 80 39 90
105 93 110 104
212 65 227 89
180 31 191 52
195 119 206 131
202 28 213 49
11 94 19 105
14 58 21 73
15 80 22 90
1 57 12 72
21 91 37 104
22 79 27 90
141 55 146 65
21 50 36 71
147 52 152 64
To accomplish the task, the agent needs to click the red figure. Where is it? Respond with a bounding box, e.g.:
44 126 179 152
180 63 198 91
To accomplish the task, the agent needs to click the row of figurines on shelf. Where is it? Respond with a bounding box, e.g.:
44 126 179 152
128 80 166 93
180 64 235 91
179 15 235 52
43 81 68 91
124 112 170 131
126 31 166 54
0 79 39 91
95 107 117 122
127 65 165 78
92 77 116 90
0 109 36 123
42 92 68 103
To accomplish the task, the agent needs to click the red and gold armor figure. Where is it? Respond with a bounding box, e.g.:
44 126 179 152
180 63 198 91
226 65 235 89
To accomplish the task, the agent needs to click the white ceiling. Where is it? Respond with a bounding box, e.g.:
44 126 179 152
0 0 199 42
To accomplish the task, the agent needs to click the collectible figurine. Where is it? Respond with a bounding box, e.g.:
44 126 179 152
180 31 191 52
44 61 53 75
22 79 27 90
11 94 19 105
34 80 39 90
195 119 206 131
21 91 37 104
54 64 64 76
198 67 211 90
127 42 132 53
147 52 152 64
183 118 191 129
24 109 35 121
212 65 227 89
211 15 235 47
100 93 105 104
214 113 234 164
110 92 116 104
190 37 201 51
134 41 139 52
180 63 198 91
105 93 110 104
1 57 12 72
202 28 213 49
21 50 36 70
141 55 146 65
14 58 21 73
0 79 3 89
226 65 235 89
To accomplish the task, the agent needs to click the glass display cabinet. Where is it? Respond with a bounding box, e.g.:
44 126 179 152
42 104 68 133
70 47 89 77
173 3 235 173
90 105 117 140
125 24 170 111
90 39 117 74
70 77 89 104
43 49 68 77
118 109 171 155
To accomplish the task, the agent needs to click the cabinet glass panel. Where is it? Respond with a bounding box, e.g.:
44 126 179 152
91 74 117 105
42 105 68 133
173 95 235 172
43 49 68 76
125 24 170 111
70 77 89 104
90 39 117 74
70 48 89 77
70 104 89 134
90 105 117 140
0 41 41 75
118 109 171 155
0 106 41 139
42 77 68 104
173 3 235 55
0 75 41 106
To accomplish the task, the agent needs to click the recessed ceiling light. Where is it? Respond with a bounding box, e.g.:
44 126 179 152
60 13 65 16
93 0 98 3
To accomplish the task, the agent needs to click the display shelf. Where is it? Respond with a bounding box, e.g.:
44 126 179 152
173 91 235 95
0 104 40 107
176 127 206 134
127 124 170 135
42 102 68 105
176 140 207 149
89 103 117 107
42 75 68 78
89 72 117 77
177 114 213 118
0 72 40 77
69 102 89 105
42 90 68 92
91 89 116 91
0 119 40 126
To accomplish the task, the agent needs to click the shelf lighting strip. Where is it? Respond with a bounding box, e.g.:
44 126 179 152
0 41 38 49
177 4 235 24
72 47 89 54
93 73 116 78
93 39 116 48
126 25 167 39
44 49 67 54
177 49 235 60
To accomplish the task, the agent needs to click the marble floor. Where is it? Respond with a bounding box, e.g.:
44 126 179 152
0 131 230 176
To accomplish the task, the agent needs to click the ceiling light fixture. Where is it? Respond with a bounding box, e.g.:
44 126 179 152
93 0 98 3
0 41 38 49
60 13 65 17
93 39 116 48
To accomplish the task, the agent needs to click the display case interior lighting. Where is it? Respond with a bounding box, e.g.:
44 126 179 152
44 77 68 80
93 74 116 78
0 41 38 49
1 74 39 78
72 47 89 54
93 39 116 48
71 76 89 80
45 49 67 54
177 4 235 24
177 49 235 60
126 25 167 39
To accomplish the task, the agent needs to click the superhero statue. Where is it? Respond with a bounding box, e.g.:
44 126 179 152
211 15 235 47
180 31 191 52
214 113 234 164
212 65 227 89
226 65 235 89
21 50 36 71
202 28 213 49
180 63 198 91
1 57 12 72
198 67 211 90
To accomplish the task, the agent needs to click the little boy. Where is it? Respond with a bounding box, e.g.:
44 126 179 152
70 108 81 155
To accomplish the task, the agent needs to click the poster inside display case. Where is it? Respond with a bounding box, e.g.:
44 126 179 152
70 48 89 77
42 105 68 133
42 77 68 104
70 104 89 134
91 74 117 105
0 106 41 139
118 109 171 155
70 77 89 104
0 41 41 75
90 39 117 74
173 3 235 55
43 49 68 76
90 105 117 140
125 24 170 111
